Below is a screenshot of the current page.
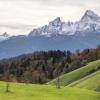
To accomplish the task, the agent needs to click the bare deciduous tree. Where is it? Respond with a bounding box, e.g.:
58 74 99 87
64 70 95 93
56 72 60 89
5 63 11 93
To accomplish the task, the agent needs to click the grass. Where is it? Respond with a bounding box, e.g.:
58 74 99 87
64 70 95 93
49 60 100 86
69 70 100 91
0 81 100 100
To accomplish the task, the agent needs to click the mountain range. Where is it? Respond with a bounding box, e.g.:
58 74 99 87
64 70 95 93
0 10 100 59
29 10 100 37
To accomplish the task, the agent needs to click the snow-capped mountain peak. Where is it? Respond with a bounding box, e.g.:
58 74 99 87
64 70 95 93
2 32 9 37
49 17 62 26
29 10 100 37
0 32 10 42
80 10 100 22
84 10 99 17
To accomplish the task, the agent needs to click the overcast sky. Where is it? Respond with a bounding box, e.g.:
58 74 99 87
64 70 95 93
0 0 100 35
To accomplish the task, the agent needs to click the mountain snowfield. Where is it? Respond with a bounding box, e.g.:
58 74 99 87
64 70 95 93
0 10 100 59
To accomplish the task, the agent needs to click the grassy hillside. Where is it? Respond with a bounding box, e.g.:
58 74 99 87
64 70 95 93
69 70 100 91
49 60 100 86
0 81 100 100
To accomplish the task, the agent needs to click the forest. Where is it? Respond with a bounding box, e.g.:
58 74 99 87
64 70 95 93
0 45 100 84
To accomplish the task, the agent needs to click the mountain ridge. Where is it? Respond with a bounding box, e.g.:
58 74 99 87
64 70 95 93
29 10 100 37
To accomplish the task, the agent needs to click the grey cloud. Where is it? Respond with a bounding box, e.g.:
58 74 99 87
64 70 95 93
0 24 37 30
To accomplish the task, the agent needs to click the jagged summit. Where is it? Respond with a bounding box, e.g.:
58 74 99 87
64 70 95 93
81 10 100 22
49 17 62 26
50 17 61 23
85 10 98 16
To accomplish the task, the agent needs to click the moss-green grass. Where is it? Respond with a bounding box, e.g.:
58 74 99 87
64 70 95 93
0 81 100 100
49 60 100 86
68 70 100 91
